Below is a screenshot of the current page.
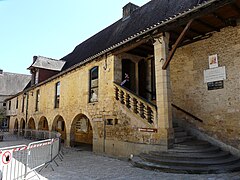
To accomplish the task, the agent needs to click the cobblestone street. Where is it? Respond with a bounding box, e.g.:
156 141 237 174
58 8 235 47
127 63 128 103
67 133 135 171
40 147 240 180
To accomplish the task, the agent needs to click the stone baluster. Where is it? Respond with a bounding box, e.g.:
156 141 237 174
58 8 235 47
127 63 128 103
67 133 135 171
115 86 119 100
120 90 125 104
146 106 154 124
125 93 130 109
132 98 138 114
139 102 145 119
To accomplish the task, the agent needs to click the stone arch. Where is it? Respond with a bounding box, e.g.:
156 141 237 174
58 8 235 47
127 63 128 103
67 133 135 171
52 115 66 143
14 118 19 134
38 116 49 131
70 114 93 150
20 118 26 136
28 118 36 130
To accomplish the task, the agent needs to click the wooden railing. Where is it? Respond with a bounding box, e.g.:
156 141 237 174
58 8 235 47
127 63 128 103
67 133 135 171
114 83 157 124
172 104 203 123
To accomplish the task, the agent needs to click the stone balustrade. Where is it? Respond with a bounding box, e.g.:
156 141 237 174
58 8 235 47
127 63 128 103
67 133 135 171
114 83 156 124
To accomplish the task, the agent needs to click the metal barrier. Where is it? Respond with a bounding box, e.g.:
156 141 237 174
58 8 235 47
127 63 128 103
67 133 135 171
0 129 61 180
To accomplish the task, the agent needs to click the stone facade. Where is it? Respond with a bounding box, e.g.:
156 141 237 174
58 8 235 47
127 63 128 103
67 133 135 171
6 24 240 157
171 24 240 150
6 50 170 157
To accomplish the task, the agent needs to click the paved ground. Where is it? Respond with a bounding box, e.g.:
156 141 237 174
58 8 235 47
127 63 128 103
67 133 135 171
1 140 240 180
40 147 240 180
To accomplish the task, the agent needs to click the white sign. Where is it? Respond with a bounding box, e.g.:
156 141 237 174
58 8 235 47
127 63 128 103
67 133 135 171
208 54 218 69
204 66 226 83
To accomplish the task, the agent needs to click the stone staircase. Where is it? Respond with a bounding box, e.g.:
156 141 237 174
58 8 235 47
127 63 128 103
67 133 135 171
131 123 240 174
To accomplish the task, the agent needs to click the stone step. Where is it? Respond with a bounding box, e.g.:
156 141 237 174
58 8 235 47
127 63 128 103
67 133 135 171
174 131 187 138
173 127 185 132
148 151 230 160
173 143 212 150
169 145 220 153
132 156 240 174
131 122 240 174
139 154 240 167
174 136 194 143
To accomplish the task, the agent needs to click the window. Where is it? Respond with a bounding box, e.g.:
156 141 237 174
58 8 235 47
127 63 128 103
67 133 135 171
35 70 39 84
55 82 60 108
3 102 6 107
22 95 25 113
16 98 18 109
89 66 99 102
8 101 11 110
35 90 40 111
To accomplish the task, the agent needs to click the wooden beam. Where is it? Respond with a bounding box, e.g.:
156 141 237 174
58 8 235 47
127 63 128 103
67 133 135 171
170 30 193 39
188 27 205 36
112 38 148 55
231 3 240 14
212 12 226 24
195 19 220 32
162 19 194 70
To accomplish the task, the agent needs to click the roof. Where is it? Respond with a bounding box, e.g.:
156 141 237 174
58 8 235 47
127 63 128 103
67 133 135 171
28 56 66 71
61 0 210 70
0 71 31 96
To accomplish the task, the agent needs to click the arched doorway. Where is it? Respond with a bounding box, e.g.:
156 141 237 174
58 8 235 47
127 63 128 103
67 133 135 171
28 118 36 130
27 118 36 139
20 118 25 136
14 119 18 134
70 114 93 151
52 115 66 143
38 117 49 131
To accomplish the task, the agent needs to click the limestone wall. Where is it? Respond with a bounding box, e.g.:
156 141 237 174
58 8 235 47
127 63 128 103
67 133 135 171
171 25 240 149
7 53 161 157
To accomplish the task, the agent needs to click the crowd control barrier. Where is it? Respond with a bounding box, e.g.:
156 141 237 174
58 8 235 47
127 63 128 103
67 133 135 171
0 129 62 180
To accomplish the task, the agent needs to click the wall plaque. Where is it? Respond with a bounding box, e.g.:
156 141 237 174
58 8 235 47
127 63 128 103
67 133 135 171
207 80 224 90
204 66 226 83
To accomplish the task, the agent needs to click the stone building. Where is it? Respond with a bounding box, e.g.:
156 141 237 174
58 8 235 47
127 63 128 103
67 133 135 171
0 69 31 128
5 0 240 165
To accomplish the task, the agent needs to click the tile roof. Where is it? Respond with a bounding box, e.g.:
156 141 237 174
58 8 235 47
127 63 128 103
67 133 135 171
0 72 31 96
28 56 66 71
61 0 210 70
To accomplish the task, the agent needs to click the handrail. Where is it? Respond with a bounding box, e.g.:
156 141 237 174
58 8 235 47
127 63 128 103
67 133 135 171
114 82 157 124
172 104 203 123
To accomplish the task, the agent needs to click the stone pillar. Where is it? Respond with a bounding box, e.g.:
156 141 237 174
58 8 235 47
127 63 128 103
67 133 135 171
153 33 174 149
65 124 71 147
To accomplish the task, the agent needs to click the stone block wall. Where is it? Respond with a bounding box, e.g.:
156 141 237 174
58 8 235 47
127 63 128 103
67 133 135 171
171 24 240 149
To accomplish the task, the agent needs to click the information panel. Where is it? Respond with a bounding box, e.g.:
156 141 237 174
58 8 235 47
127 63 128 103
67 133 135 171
204 66 226 83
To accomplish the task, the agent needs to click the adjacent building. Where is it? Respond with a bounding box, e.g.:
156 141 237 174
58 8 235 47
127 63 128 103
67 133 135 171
0 69 31 129
5 0 240 158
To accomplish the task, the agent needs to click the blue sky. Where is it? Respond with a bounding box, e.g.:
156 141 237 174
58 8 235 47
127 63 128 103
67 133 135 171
0 0 149 74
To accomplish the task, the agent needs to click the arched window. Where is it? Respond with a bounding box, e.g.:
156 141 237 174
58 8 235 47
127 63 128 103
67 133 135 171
89 66 99 102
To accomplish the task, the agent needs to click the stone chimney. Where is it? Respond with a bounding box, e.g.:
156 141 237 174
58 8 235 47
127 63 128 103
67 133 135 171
0 69 3 75
122 2 139 20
